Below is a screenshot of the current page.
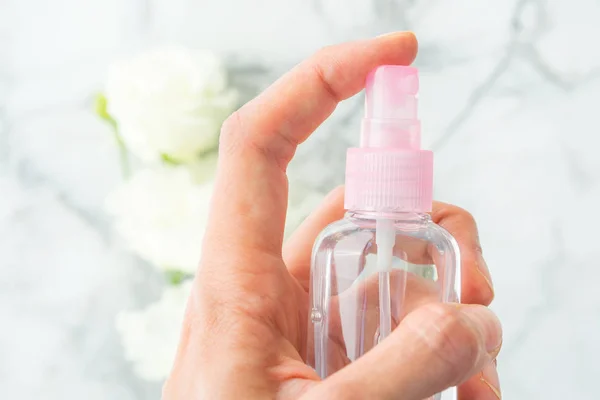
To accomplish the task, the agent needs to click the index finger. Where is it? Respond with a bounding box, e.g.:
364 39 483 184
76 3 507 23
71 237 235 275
206 32 418 258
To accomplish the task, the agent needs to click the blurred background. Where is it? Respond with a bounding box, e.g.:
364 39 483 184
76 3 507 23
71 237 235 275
2 0 600 399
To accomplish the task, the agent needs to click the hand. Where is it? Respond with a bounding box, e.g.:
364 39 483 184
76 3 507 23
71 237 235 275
163 32 502 400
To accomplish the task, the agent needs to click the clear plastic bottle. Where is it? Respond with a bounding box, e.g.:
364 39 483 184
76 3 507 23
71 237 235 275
307 66 460 400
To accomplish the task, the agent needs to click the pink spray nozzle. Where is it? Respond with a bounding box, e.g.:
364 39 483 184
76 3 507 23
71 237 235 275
365 65 419 118
345 65 433 213
361 65 421 149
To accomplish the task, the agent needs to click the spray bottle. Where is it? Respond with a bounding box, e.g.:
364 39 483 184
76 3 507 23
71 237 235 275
307 65 460 400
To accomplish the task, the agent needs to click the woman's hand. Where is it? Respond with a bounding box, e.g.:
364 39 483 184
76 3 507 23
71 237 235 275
163 32 502 400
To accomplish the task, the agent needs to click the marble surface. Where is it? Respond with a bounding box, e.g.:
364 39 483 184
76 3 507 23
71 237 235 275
3 0 600 398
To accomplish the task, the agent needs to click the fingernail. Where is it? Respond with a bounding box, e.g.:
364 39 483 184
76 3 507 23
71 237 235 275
480 359 501 399
475 253 495 300
460 305 503 354
376 31 415 39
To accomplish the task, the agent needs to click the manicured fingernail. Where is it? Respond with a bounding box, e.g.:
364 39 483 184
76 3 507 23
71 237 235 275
480 359 501 399
475 253 495 300
460 305 503 354
376 31 415 39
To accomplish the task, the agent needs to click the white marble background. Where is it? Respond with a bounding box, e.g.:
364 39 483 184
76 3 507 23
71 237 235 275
2 0 600 398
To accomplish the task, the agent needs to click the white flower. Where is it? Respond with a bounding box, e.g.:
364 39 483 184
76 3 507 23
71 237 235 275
116 281 192 381
106 46 237 163
107 161 325 272
106 165 214 273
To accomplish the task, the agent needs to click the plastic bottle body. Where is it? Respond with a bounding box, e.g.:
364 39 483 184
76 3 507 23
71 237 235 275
307 211 460 400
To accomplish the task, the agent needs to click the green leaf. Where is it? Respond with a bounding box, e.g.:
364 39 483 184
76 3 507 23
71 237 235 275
160 153 183 166
165 269 189 285
93 93 130 178
94 93 117 129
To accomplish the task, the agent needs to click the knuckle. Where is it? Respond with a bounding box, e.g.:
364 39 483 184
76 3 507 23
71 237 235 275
218 108 293 170
411 304 483 385
309 51 342 102
449 205 477 229
313 44 335 59
221 109 242 134
462 211 478 233
219 110 244 154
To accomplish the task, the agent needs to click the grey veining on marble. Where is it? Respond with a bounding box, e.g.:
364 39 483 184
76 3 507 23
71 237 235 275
3 0 600 399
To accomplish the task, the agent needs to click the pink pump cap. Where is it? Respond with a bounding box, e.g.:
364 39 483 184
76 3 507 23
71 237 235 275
344 66 433 213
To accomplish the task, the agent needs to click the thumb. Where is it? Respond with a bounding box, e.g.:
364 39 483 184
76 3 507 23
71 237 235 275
301 303 502 400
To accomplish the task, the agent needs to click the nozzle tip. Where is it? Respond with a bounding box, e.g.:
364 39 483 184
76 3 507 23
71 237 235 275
364 65 419 120
367 65 419 96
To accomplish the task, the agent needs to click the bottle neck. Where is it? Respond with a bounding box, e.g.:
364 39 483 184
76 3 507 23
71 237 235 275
345 210 431 223
360 119 421 149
